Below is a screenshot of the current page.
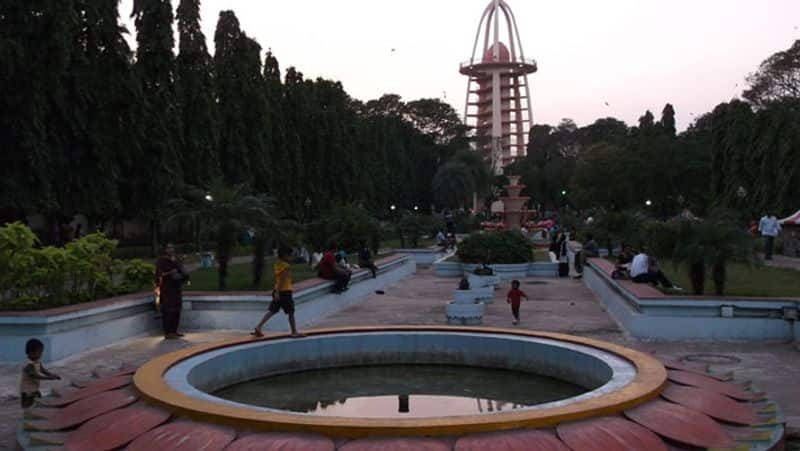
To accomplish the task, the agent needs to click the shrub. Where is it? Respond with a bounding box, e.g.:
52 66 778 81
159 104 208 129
0 222 155 311
642 220 680 259
457 231 534 264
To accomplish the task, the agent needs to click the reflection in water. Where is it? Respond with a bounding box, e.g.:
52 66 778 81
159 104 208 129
213 365 585 418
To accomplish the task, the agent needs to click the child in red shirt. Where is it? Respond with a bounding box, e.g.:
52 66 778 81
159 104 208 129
506 280 528 325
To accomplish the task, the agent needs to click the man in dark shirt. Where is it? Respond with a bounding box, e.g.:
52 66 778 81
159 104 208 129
154 243 189 339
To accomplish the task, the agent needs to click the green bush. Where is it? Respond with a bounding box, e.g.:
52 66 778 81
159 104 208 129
454 214 480 234
642 220 680 259
457 231 534 264
0 222 155 311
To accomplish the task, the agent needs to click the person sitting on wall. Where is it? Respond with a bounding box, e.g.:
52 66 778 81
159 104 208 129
446 233 457 250
436 230 446 247
629 249 681 290
318 245 351 293
612 244 635 279
474 263 493 276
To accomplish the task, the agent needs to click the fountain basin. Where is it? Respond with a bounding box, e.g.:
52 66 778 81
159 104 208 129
134 327 665 438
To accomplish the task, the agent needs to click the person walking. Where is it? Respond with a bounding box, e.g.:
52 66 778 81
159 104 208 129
252 246 303 337
154 243 189 339
506 280 528 325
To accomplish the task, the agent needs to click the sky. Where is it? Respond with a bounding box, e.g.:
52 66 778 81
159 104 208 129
118 0 800 132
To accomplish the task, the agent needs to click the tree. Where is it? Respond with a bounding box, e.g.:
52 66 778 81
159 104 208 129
451 149 492 197
405 98 468 148
0 0 83 236
659 103 676 136
167 178 276 290
177 0 220 186
432 162 475 209
130 0 183 255
214 11 267 187
743 39 800 107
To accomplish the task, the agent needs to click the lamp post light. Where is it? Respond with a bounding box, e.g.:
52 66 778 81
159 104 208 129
413 205 419 212
645 200 652 207
205 194 213 202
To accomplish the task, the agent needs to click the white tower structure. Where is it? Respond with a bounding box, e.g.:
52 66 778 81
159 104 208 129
460 0 537 174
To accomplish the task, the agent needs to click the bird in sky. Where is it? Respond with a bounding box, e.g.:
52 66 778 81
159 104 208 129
604 101 609 106
391 48 396 52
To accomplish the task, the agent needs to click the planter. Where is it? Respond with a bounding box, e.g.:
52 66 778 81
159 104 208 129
527 262 559 278
433 261 462 278
490 263 530 280
396 249 445 266
445 301 485 325
453 287 494 304
467 273 500 289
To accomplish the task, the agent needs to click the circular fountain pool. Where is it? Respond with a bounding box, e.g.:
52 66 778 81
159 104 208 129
213 364 586 418
134 327 665 437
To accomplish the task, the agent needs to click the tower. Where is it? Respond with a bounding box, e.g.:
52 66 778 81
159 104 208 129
461 0 537 174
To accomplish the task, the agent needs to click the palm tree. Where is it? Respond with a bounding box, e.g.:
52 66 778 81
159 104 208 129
167 178 276 290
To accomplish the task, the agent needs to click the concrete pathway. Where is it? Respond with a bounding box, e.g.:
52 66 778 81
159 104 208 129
1 269 798 449
764 254 800 271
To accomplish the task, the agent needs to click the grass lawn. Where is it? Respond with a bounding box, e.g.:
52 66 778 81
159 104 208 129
186 258 318 291
660 262 800 298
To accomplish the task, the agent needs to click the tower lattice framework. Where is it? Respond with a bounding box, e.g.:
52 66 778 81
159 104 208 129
460 0 537 173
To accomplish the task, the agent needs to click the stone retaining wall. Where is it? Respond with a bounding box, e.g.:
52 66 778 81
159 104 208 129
0 255 415 363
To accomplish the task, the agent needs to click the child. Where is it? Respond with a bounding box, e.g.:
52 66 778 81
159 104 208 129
20 339 60 409
252 246 303 338
506 280 528 325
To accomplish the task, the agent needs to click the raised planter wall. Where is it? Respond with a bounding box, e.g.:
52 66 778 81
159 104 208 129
434 261 559 280
395 248 446 266
0 255 416 363
491 263 530 280
582 260 800 341
433 261 462 278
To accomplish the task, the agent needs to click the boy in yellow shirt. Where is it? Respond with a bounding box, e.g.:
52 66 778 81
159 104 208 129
252 246 303 337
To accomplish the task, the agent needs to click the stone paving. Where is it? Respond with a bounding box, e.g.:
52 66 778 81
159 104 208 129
1 268 799 449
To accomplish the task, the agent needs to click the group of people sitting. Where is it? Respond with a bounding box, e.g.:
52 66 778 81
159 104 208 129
311 243 378 293
613 244 682 291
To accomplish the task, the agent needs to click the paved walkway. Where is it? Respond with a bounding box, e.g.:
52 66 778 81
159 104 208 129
1 269 798 449
764 254 800 271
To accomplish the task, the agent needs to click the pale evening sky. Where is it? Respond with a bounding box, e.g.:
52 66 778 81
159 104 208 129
118 0 800 131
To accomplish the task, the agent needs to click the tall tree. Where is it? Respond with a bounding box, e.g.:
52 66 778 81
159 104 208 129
659 103 677 136
177 0 220 186
130 0 183 254
0 0 83 235
214 11 270 188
